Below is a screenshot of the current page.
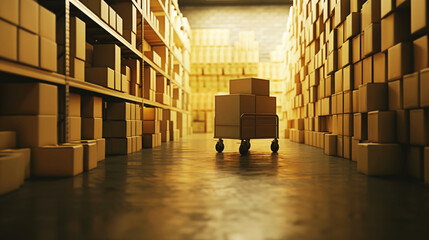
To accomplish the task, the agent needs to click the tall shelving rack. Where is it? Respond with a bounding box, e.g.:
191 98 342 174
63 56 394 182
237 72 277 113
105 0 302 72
0 0 192 144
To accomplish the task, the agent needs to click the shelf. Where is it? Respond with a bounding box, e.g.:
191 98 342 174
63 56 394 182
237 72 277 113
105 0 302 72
69 0 142 59
143 99 189 114
0 58 66 85
143 16 168 46
67 77 143 103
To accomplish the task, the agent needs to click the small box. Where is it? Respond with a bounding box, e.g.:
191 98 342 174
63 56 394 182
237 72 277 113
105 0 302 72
362 56 373 85
354 61 363 89
143 134 156 148
71 58 85 81
33 145 84 177
388 42 412 81
93 44 121 72
103 120 131 138
215 94 255 126
69 93 81 117
143 120 160 134
230 78 269 96
357 143 403 176
353 90 359 112
86 0 109 23
403 72 420 109
344 12 360 40
116 14 123 35
368 111 396 143
18 29 39 67
358 83 387 112
324 134 337 156
143 107 156 121
352 34 361 63
109 6 116 30
361 0 381 30
381 0 395 18
343 113 353 136
67 141 97 171
354 113 368 140
85 67 115 89
106 137 132 155
19 0 39 34
0 19 17 61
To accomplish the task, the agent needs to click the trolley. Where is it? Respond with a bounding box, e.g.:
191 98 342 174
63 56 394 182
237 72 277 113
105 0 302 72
215 113 279 155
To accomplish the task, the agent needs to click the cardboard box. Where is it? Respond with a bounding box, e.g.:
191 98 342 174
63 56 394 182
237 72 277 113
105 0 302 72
357 143 402 176
343 65 352 91
143 107 156 121
18 29 39 67
411 0 428 34
215 94 255 126
116 14 123 35
143 134 156 148
0 19 17 61
413 35 429 72
344 91 352 113
71 58 85 81
361 0 381 30
396 110 409 144
353 90 359 112
93 44 121 72
403 72 420 109
68 140 97 171
359 83 387 112
70 17 86 61
106 137 132 155
373 52 386 83
0 82 57 115
407 146 424 179
0 152 25 194
0 115 57 148
68 117 81 141
352 137 361 162
410 109 429 146
344 136 351 159
363 23 381 56
354 113 368 140
352 34 361 64
420 68 429 107
388 80 402 110
82 118 102 139
20 0 39 34
362 56 373 85
388 42 412 81
381 0 395 18
230 78 269 96
381 10 410 52
324 134 337 156
143 120 160 134
109 6 116 30
0 131 16 150
69 93 81 117
0 0 19 25
96 138 105 161
345 12 360 40
106 102 131 120
86 0 109 23
368 111 396 143
81 96 103 118
104 120 131 137
256 96 276 114
0 148 30 179
343 113 353 136
85 67 115 89
39 37 57 72
39 6 55 42
33 145 84 177
354 61 363 89
112 2 136 33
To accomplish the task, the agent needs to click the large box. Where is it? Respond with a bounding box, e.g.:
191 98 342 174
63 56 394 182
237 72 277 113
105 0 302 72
18 28 39 67
358 83 387 112
33 145 84 177
0 115 57 147
70 58 85 81
104 120 131 137
68 117 81 141
215 94 255 126
0 152 25 195
96 138 105 161
0 82 57 115
411 0 428 35
70 16 86 61
324 134 337 156
388 42 412 81
81 96 103 118
39 37 57 72
39 5 55 42
357 143 403 176
388 80 402 110
0 0 19 25
0 19 17 61
361 0 381 30
229 78 269 96
373 52 386 83
420 68 429 107
82 118 103 139
363 23 381 56
381 10 410 52
413 35 429 72
106 102 131 120
20 0 39 34
368 111 396 143
69 93 81 117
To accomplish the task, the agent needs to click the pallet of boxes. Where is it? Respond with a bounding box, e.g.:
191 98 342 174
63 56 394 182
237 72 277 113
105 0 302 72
214 78 279 155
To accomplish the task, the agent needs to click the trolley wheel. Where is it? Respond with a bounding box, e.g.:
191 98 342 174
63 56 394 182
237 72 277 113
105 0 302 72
271 139 279 153
240 140 249 155
215 139 224 153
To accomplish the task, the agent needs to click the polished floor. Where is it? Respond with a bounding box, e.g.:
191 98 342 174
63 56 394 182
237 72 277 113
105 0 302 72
1 134 429 240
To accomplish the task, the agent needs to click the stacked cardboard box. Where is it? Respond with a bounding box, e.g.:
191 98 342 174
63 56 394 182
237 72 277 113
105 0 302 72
0 0 57 71
143 107 162 148
280 0 429 183
81 95 105 162
105 102 142 155
144 66 157 101
215 78 277 139
112 2 137 47
90 44 122 91
82 0 124 36
123 59 141 97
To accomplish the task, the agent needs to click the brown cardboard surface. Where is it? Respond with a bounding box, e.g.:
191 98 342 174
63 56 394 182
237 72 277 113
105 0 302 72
0 19 17 61
381 10 410 52
85 67 115 89
396 109 410 144
0 148 30 179
388 80 402 110
256 96 276 114
424 147 429 183
361 0 381 30
104 120 131 137
71 58 85 81
81 96 103 118
18 29 39 67
363 23 381 56
93 44 121 72
33 145 83 177
354 113 368 140
68 117 81 141
420 68 429 107
39 5 55 42
230 78 269 96
411 0 428 34
352 137 361 162
143 134 156 148
357 143 402 176
381 0 395 18
143 120 160 134
345 12 360 40
70 17 86 61
362 56 373 85
0 131 16 150
388 42 412 81
343 114 353 136
413 35 429 72
0 152 25 195
69 93 81 117
0 82 57 115
0 0 18 25
85 0 109 23
335 69 343 93
143 107 156 121
344 91 352 113
39 37 57 72
19 0 39 34
352 34 361 64
82 118 103 140
403 72 420 109
368 111 396 143
109 6 116 30
353 90 359 112
373 52 386 83
96 138 105 161
324 134 337 156
410 109 429 146
112 2 137 33
106 137 132 155
215 94 256 126
116 14 123 35
106 102 131 120
0 115 57 148
407 146 424 179
344 136 351 159
358 83 387 112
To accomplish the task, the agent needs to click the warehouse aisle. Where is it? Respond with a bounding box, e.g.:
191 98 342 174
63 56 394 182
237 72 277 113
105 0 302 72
1 134 429 240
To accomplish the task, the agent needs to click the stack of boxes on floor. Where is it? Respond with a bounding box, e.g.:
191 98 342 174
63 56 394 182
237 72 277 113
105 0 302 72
105 102 142 155
143 107 162 148
215 78 277 139
0 0 57 71
283 0 429 183
190 30 260 133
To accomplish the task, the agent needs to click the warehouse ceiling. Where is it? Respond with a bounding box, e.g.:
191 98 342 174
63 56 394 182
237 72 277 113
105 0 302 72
179 0 293 6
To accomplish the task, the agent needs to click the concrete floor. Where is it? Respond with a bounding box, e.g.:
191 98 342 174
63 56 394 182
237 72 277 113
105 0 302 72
1 134 429 240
